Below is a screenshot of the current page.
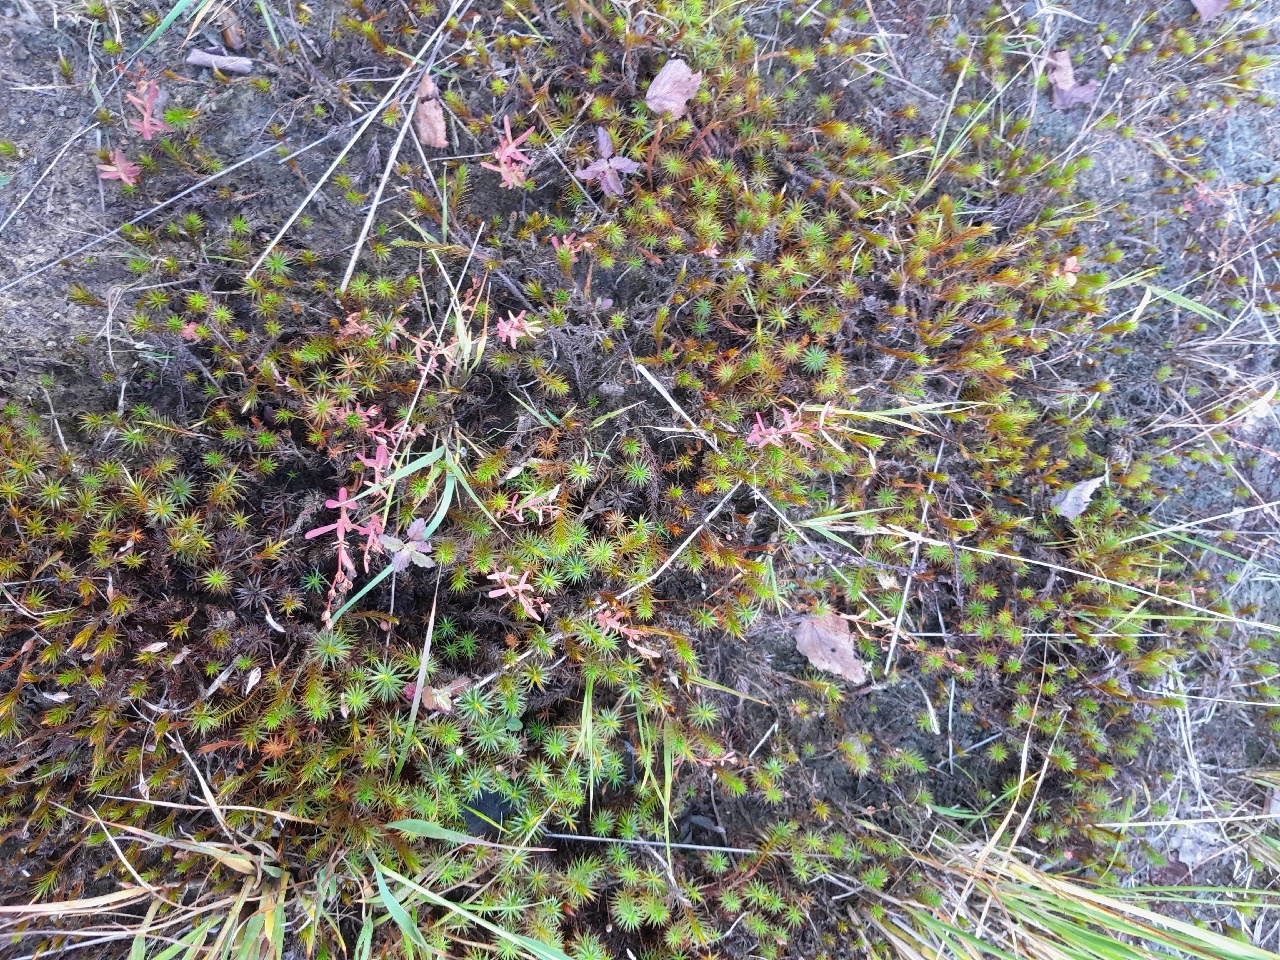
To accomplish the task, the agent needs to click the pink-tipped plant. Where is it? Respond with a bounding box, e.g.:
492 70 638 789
304 487 362 624
480 116 534 189
501 486 563 525
126 79 173 141
97 149 141 186
487 567 549 620
747 409 816 450
495 310 543 348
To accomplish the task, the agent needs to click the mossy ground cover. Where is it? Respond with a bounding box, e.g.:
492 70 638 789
1 1 1279 958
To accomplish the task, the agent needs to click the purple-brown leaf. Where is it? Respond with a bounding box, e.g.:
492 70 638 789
595 125 613 159
577 127 641 197
645 58 702 120
1046 51 1097 110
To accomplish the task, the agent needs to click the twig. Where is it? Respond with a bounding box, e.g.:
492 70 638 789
541 832 823 857
185 50 254 74
748 720 778 759
339 24 455 292
618 481 741 599
247 0 471 279
38 383 68 453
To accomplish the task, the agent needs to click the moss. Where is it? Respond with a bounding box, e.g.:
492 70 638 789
3 0 1277 957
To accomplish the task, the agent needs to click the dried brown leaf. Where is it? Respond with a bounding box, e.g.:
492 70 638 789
794 611 868 684
1191 0 1231 20
1046 50 1097 110
409 676 472 713
413 72 448 148
216 7 247 51
1267 785 1280 817
1051 475 1107 520
645 59 703 120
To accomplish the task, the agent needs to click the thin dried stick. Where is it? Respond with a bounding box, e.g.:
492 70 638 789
248 0 470 280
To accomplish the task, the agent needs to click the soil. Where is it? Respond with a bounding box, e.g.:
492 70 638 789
2 0 1280 952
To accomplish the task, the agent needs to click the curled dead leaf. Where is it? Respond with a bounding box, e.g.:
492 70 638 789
413 71 448 148
1050 475 1107 520
1045 51 1097 110
1190 0 1231 21
416 676 472 713
794 611 868 684
1050 255 1081 287
645 59 703 120
217 9 247 50
627 637 663 659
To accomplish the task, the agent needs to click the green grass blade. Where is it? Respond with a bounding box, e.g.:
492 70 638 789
233 912 265 960
386 818 476 843
354 913 374 960
904 909 1021 960
444 448 502 530
418 473 455 541
377 864 573 960
256 0 281 50
329 562 395 626
1142 283 1231 324
348 447 445 503
179 919 215 960
385 818 495 846
130 898 160 960
138 0 204 52
370 857 431 954
998 863 1280 960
